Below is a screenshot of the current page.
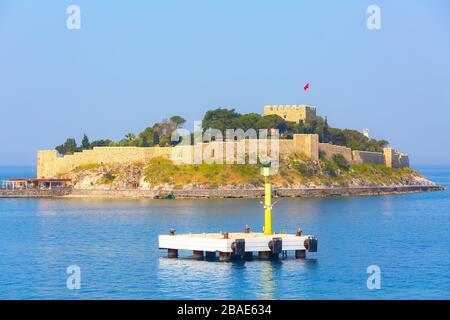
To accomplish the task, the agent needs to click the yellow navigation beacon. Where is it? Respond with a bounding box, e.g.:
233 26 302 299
262 164 272 235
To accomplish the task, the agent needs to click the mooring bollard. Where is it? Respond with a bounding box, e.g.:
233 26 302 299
231 239 245 260
268 237 282 260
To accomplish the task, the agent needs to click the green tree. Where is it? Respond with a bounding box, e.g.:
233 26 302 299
297 120 306 134
255 115 289 134
56 138 77 155
81 134 90 150
140 136 150 147
232 113 262 131
158 134 171 147
117 139 130 146
138 127 157 147
202 108 241 133
322 117 331 143
329 128 346 146
170 116 186 128
90 139 114 148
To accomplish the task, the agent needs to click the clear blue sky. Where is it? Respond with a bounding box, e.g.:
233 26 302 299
1 0 449 166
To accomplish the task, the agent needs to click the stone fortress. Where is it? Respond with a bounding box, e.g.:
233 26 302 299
37 105 410 179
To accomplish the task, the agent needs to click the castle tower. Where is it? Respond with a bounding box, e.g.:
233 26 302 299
263 105 317 123
37 150 58 178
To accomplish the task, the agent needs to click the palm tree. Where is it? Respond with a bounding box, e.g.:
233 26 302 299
125 133 136 141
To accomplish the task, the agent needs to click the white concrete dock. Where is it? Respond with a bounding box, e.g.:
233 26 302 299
158 229 318 261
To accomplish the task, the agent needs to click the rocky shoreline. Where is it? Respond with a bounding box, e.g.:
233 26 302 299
4 157 445 199
0 185 446 199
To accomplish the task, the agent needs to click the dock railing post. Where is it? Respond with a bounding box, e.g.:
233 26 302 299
167 228 178 258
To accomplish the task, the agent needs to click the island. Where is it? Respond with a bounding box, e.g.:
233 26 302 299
1 105 445 198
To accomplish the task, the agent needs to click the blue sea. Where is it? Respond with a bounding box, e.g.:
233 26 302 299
0 165 449 299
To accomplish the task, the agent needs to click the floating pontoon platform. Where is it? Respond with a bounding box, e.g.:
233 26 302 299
158 228 318 261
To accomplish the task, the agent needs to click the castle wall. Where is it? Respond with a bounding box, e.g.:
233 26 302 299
37 135 312 178
37 134 409 178
318 143 354 163
38 147 165 178
352 150 385 165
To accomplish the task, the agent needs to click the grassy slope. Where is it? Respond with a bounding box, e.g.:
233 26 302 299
67 155 423 189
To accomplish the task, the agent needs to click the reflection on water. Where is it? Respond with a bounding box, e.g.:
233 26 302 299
157 256 318 300
259 261 275 300
381 196 395 216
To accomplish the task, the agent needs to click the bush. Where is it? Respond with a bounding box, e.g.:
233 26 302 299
332 154 349 170
73 163 102 172
293 161 311 176
102 172 116 183
279 169 289 177
323 162 337 177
